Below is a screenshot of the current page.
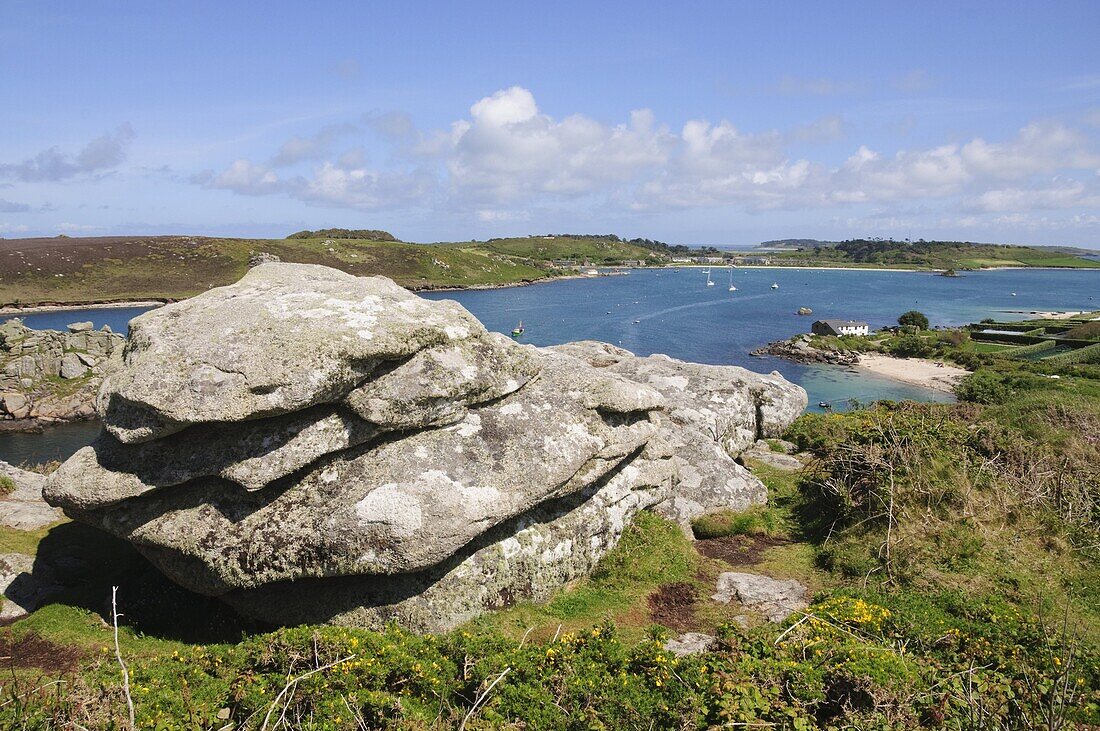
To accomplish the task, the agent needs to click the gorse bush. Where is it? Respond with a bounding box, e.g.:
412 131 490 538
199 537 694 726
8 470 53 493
8 594 1096 729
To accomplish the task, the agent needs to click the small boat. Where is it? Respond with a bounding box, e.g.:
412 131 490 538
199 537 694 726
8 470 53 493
705 269 715 287
728 268 737 291
510 321 525 337
771 282 779 289
1011 292 1017 297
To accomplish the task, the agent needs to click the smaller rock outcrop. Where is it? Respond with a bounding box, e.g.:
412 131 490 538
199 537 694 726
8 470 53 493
248 251 281 267
0 318 125 427
664 632 717 657
552 341 807 533
0 460 63 530
751 335 860 366
741 440 808 471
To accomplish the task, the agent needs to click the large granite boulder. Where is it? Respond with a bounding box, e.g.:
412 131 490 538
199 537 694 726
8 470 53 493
45 264 805 631
98 264 490 443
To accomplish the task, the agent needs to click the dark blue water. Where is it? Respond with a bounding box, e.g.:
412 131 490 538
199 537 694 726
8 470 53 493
7 306 156 335
2 267 1097 464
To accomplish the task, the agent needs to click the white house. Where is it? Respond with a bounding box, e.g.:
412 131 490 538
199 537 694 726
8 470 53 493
812 319 870 337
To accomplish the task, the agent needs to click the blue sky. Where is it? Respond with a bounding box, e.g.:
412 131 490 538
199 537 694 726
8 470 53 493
2 1 1099 246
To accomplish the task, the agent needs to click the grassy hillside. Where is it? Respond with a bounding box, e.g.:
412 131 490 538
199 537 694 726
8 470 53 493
0 233 678 308
764 239 1100 270
467 235 665 264
0 235 559 307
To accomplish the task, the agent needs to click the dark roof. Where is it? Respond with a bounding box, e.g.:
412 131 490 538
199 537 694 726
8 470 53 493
816 319 869 328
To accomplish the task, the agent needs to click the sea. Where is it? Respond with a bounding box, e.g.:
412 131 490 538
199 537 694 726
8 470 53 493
2 266 1097 465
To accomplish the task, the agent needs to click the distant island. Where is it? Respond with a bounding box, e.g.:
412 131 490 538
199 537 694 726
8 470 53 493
744 237 1100 270
0 232 1097 309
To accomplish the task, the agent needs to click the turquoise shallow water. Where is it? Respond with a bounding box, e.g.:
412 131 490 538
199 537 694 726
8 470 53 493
2 266 1097 464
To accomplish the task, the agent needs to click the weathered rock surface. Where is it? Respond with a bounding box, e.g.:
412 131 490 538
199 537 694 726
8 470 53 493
751 335 860 366
552 341 807 531
742 440 808 471
0 460 63 530
0 318 124 426
99 263 487 443
45 264 805 631
664 632 717 657
711 571 809 623
0 552 63 621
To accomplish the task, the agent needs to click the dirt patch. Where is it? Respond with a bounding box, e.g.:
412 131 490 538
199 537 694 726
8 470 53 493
1 630 83 673
696 534 791 567
647 582 698 631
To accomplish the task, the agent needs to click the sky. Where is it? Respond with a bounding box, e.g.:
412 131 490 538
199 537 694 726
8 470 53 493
2 1 1099 247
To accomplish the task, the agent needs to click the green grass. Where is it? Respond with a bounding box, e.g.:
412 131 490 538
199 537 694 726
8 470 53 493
0 521 61 554
691 505 784 539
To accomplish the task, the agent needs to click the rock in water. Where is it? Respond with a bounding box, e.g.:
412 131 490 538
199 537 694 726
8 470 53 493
45 264 805 631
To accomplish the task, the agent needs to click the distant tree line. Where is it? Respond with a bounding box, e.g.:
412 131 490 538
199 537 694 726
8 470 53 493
288 229 396 241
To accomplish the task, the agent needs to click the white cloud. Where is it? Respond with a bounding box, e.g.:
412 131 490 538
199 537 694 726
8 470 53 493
206 159 282 195
891 69 932 93
446 87 672 202
271 123 357 167
190 87 1100 229
775 76 861 95
966 180 1100 212
0 198 30 213
0 125 135 182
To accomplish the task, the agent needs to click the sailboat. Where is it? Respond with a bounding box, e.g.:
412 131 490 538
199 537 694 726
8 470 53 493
705 269 715 287
728 269 737 291
511 321 525 337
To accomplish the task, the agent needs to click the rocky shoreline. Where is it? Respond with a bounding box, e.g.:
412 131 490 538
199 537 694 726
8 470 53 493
751 335 860 366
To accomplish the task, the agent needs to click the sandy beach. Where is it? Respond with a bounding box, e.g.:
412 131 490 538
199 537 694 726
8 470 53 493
852 353 969 394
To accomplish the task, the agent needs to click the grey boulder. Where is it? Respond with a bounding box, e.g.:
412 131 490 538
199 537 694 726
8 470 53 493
98 263 487 443
711 571 809 623
552 341 807 529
